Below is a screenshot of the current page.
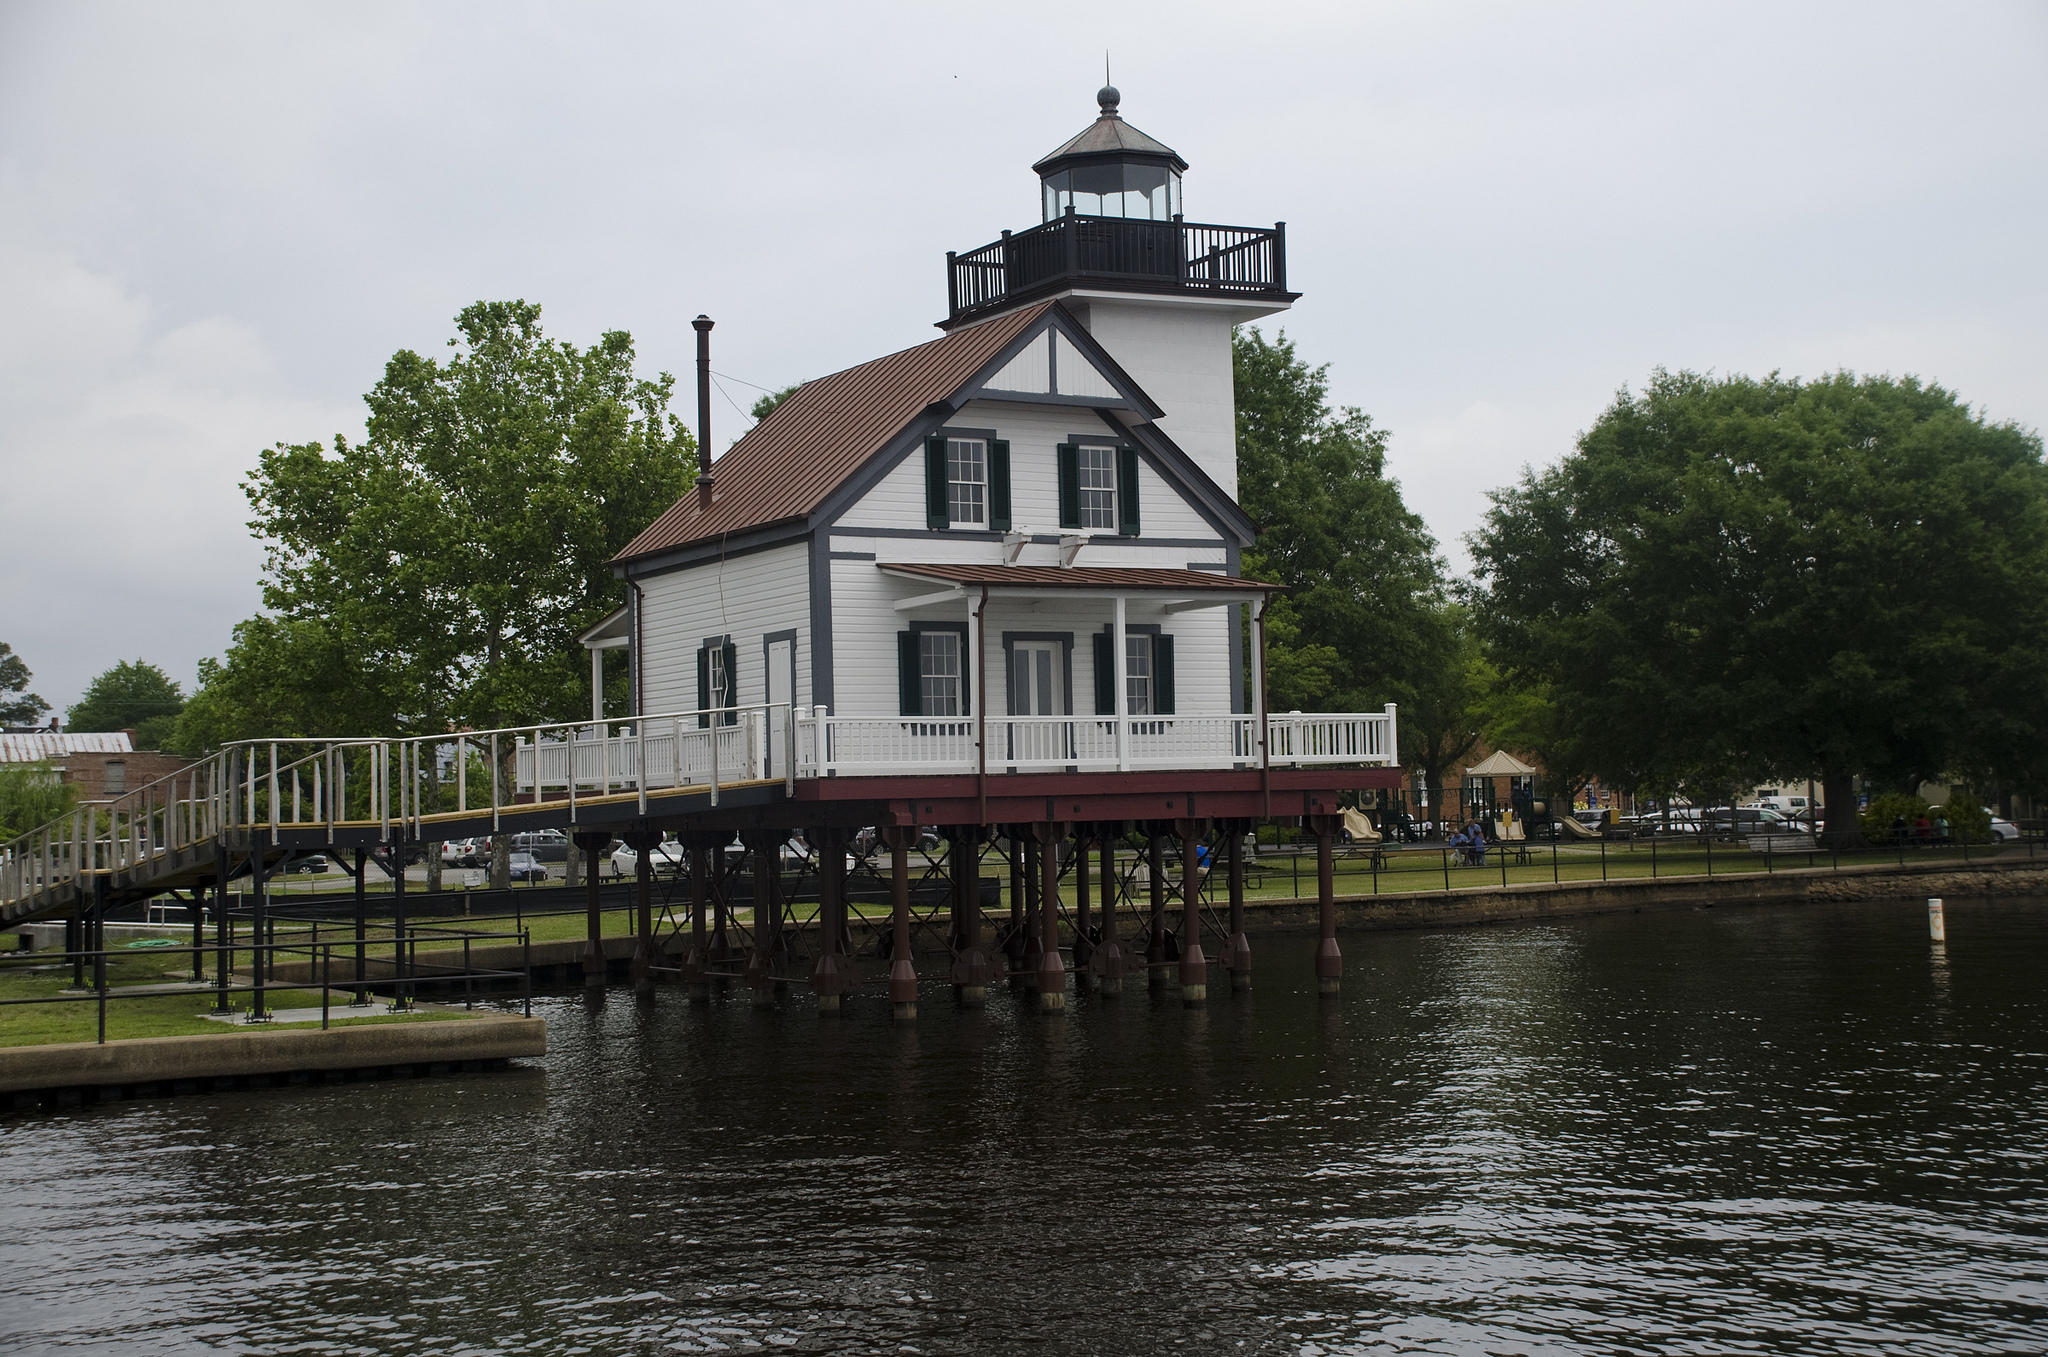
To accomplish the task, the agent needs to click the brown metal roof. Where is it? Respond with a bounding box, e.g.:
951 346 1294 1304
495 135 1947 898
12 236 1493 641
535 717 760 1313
1033 88 1187 174
879 563 1277 593
616 302 1057 564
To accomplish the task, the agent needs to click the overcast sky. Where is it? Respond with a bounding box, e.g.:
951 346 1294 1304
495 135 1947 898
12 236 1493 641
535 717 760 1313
3 0 2043 717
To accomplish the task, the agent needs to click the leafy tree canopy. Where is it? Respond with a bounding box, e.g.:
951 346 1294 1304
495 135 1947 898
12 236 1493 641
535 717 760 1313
173 617 401 754
66 659 184 748
1470 369 2048 840
234 300 696 739
0 642 48 726
750 384 801 422
0 762 77 843
1234 329 1446 714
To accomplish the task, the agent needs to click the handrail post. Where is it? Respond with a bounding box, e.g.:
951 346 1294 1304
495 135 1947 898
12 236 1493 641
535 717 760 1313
636 718 648 814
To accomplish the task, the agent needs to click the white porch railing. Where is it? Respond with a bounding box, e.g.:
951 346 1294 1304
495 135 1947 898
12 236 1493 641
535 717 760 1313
793 705 1398 778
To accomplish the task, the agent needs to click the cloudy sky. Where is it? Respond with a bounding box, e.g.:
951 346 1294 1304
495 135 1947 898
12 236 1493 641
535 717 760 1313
2 0 2043 717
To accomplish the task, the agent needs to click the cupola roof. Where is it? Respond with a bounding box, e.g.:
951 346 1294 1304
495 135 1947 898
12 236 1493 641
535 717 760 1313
1032 87 1187 174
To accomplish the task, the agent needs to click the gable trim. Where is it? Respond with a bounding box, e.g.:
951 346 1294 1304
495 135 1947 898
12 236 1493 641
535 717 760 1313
1107 412 1257 546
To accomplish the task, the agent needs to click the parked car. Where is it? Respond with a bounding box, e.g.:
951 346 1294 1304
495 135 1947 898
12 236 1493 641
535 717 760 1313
1985 810 2020 842
610 837 683 877
281 853 330 875
850 826 942 858
439 839 471 868
507 829 570 862
506 851 549 882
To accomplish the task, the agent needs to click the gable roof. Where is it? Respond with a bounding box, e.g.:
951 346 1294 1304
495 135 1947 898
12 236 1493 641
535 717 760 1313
616 302 1056 565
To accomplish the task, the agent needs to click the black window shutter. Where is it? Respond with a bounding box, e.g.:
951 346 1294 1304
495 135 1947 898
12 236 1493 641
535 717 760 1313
1117 445 1141 536
721 639 738 725
1092 631 1114 714
1155 633 1175 713
925 434 950 530
696 645 711 729
1057 442 1080 530
898 631 922 716
988 439 1011 532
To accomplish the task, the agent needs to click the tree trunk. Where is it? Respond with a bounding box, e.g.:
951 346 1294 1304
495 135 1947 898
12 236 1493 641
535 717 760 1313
565 842 582 889
492 837 511 891
1820 769 1860 848
425 849 442 893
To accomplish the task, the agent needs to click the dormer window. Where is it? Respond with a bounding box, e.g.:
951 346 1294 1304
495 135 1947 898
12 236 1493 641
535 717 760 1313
1075 444 1118 530
948 438 988 527
1058 441 1140 536
925 431 1011 531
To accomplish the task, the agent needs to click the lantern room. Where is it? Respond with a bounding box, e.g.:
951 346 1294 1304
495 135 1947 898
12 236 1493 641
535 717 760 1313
1034 86 1187 222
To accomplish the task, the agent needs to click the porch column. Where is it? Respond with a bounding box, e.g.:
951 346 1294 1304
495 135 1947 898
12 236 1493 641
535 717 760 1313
1072 826 1093 979
882 825 919 1021
1146 828 1168 988
811 827 849 1014
1034 821 1067 1012
626 829 662 998
1178 818 1207 1005
743 828 780 1007
1226 819 1252 991
1005 831 1027 984
1113 594 1129 771
949 827 990 1007
590 644 604 724
1310 813 1341 995
1093 827 1124 995
683 833 715 1002
575 830 610 991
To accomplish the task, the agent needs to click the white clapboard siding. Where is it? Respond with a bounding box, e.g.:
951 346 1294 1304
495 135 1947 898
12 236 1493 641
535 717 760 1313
982 332 1052 394
638 542 811 715
1071 301 1239 501
1053 331 1120 400
835 400 1219 540
828 539 1235 719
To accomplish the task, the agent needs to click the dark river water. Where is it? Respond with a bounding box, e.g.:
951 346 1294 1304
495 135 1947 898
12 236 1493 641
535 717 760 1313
4 897 2046 1356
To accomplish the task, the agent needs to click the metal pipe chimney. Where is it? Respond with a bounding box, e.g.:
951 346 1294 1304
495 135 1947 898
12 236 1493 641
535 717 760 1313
692 314 715 489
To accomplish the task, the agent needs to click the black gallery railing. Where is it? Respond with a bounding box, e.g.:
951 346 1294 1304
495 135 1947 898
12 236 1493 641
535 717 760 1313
948 214 1289 322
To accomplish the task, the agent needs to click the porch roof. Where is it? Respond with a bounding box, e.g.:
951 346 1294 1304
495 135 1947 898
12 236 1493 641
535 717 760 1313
877 563 1278 597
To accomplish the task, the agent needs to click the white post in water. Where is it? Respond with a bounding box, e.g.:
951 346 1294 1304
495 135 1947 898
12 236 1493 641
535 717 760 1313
1928 897 1946 942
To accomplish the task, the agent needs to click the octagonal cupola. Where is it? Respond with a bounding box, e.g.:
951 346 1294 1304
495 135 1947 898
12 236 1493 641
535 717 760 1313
1034 85 1187 222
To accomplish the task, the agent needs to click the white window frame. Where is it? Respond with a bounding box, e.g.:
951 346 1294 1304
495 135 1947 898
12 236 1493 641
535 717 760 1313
947 438 988 529
920 631 963 717
1124 634 1153 716
1077 443 1118 531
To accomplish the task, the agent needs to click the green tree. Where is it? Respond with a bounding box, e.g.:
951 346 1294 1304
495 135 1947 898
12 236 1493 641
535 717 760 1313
1234 329 1446 713
0 643 48 726
66 659 185 748
0 762 78 843
173 617 400 754
1398 602 1486 821
242 300 696 735
1470 369 2048 845
750 384 801 422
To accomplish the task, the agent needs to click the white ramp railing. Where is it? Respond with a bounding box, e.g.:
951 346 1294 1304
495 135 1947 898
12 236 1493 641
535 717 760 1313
1 702 1399 914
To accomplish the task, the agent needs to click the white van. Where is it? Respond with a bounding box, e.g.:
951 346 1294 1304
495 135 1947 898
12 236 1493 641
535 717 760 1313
1750 789 1814 816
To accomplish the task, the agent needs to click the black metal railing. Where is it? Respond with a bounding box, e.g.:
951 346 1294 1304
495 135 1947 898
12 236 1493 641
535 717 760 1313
947 214 1290 323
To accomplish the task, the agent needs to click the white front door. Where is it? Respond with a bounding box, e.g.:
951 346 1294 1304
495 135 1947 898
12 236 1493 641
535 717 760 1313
1009 641 1063 716
766 637 794 776
1007 640 1066 768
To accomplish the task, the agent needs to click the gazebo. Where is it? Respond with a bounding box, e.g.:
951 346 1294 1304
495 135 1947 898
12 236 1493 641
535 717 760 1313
1462 749 1538 822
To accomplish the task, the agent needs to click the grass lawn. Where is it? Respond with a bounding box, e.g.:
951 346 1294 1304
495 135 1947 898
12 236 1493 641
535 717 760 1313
0 951 480 1048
